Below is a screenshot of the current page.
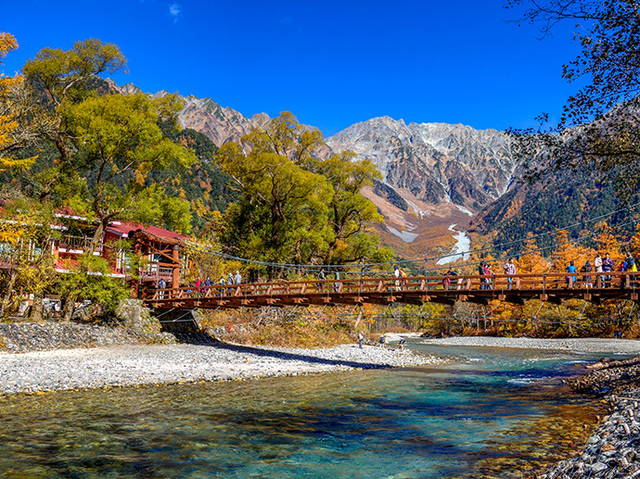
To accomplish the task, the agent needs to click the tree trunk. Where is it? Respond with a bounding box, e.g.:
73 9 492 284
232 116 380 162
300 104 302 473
61 294 76 322
89 220 106 255
29 289 44 322
0 269 17 318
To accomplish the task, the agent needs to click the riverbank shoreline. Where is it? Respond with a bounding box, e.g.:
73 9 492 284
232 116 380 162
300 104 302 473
3 327 640 396
0 341 443 395
417 336 640 354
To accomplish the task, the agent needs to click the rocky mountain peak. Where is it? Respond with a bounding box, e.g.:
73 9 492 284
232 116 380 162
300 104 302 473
326 117 516 213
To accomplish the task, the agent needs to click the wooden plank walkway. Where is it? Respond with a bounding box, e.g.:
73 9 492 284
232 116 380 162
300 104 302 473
144 271 640 310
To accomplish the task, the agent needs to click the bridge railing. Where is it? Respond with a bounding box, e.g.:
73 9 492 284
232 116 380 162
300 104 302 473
144 271 639 305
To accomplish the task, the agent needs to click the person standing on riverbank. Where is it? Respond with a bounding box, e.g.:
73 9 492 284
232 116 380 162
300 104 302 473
358 332 364 349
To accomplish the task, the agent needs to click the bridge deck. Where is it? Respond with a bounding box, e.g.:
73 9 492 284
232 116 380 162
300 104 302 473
144 272 639 310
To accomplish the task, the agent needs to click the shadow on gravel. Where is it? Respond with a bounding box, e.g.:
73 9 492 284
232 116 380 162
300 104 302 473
170 331 398 371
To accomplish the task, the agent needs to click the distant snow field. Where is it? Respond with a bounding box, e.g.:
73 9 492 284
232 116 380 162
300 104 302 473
386 226 419 243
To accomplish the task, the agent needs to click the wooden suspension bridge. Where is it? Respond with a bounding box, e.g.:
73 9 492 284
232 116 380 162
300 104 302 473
144 271 640 310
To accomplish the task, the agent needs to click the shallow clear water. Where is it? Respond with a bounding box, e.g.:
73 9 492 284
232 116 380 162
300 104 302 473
0 340 620 478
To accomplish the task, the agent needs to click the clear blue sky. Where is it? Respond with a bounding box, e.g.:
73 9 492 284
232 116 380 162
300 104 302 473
3 0 583 136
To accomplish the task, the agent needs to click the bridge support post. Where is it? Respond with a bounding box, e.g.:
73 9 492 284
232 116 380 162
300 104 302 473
172 245 180 293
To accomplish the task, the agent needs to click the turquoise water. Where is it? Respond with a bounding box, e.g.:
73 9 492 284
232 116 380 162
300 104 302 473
0 341 618 478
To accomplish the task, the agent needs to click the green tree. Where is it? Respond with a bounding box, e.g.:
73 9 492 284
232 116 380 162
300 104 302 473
60 92 196 247
22 38 127 166
12 39 196 319
217 140 333 269
218 112 391 273
315 151 390 264
21 39 195 246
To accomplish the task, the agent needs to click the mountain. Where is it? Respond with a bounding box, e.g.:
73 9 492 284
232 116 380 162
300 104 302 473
324 117 518 259
326 117 516 211
179 95 271 147
469 98 640 255
107 82 593 260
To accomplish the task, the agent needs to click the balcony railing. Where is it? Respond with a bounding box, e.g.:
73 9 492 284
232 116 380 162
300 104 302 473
58 235 104 254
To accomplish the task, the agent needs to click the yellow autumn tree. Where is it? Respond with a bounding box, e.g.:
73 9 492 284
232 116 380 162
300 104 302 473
593 221 623 265
630 223 640 256
0 33 19 159
0 32 38 172
518 233 549 273
551 230 594 273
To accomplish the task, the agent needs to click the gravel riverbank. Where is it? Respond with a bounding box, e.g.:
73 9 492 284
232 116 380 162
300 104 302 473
0 341 442 395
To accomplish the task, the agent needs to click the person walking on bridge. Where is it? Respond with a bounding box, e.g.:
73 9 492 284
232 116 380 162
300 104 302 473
218 275 226 297
594 253 603 287
566 261 577 288
626 252 637 287
479 262 486 290
581 261 593 288
503 258 516 290
485 263 494 290
234 270 242 285
603 253 614 287
317 268 326 293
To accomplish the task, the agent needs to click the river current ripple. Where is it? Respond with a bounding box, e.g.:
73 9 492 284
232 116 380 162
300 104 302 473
0 340 621 478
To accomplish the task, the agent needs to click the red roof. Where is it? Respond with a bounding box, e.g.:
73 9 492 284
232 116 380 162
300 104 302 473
106 221 188 242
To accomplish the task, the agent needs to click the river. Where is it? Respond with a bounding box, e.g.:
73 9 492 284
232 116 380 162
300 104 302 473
0 339 618 478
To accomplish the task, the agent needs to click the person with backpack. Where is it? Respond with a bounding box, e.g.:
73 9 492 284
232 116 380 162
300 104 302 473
581 261 593 288
627 252 637 286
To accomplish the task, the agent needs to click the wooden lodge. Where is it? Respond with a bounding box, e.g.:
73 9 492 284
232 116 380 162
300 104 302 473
0 210 189 291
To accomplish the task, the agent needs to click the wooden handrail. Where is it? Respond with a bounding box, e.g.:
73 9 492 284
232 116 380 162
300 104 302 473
145 271 640 309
